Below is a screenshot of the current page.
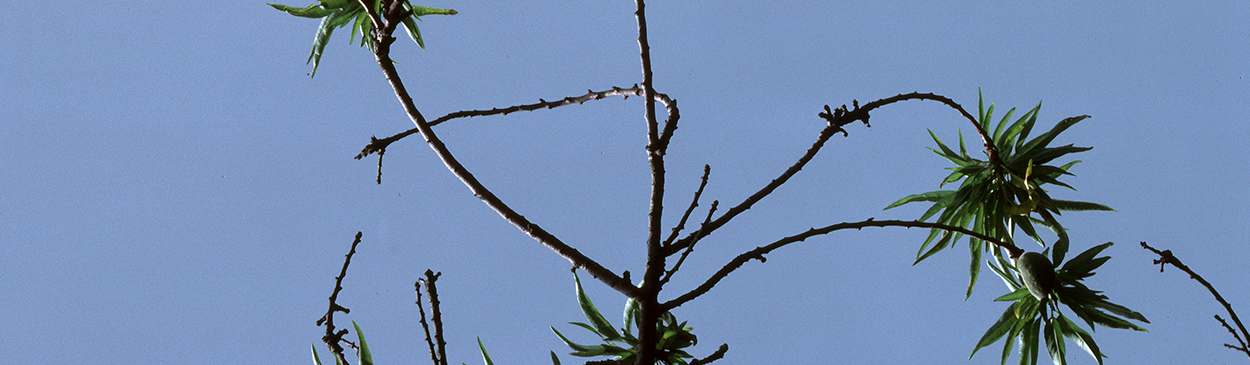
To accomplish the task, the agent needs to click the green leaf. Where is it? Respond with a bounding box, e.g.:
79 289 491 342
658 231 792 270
352 321 373 365
270 3 338 18
968 234 983 299
551 327 603 354
1019 115 1090 155
477 337 495 365
1021 317 1041 365
574 272 621 341
1048 200 1114 212
972 302 1023 359
883 190 952 210
1043 319 1066 365
1056 314 1104 365
550 351 562 365
312 343 324 365
995 288 1033 302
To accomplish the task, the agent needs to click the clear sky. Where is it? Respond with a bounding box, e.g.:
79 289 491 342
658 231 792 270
3 1 1248 364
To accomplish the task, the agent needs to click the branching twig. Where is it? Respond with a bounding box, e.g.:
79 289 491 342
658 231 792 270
1141 241 1250 359
355 86 677 160
361 6 637 298
633 2 669 365
663 92 993 257
663 219 1020 310
663 165 711 247
416 270 449 365
661 200 718 286
316 231 362 365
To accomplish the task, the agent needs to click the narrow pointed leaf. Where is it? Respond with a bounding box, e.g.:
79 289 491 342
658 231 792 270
883 190 952 210
352 321 373 365
574 272 621 340
972 303 1022 359
1056 315 1104 365
477 337 495 365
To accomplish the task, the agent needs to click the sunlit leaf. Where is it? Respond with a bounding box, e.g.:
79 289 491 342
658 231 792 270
972 302 1022 359
574 272 621 341
477 337 495 365
1056 314 1104 365
352 321 373 365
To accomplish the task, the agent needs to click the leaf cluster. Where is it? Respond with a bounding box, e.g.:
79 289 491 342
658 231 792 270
269 0 457 76
885 91 1112 298
972 243 1149 365
552 273 698 365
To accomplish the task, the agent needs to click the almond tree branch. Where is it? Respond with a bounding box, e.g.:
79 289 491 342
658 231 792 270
663 92 994 257
634 1 667 364
316 231 362 365
662 164 711 247
356 86 676 160
362 8 637 298
417 270 449 365
662 219 1020 311
1141 241 1250 360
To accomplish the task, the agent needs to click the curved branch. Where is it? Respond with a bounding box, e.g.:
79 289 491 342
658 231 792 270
663 92 996 256
1141 242 1250 360
367 28 638 298
662 219 1021 310
356 86 676 159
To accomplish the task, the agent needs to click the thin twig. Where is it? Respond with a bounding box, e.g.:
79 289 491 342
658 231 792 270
362 9 637 298
418 270 449 365
355 86 676 160
662 219 1020 310
663 165 711 247
661 200 718 286
415 280 439 365
689 344 730 365
316 232 362 365
1217 315 1250 355
1141 242 1250 360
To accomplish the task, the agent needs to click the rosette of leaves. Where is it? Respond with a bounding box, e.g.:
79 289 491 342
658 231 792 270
552 273 698 365
884 91 1113 298
972 242 1149 365
268 0 457 76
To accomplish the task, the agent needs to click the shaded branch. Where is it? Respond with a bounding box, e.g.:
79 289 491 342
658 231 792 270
663 219 1020 310
1142 242 1250 360
356 86 677 160
364 15 637 298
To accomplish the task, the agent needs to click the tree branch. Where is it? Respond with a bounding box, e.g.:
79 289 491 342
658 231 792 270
364 14 637 298
663 92 995 257
1141 241 1250 360
316 231 362 365
417 270 449 365
634 1 667 364
356 86 676 160
662 219 1020 310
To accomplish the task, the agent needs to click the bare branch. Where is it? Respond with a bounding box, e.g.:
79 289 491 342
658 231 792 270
317 231 362 365
1141 242 1250 360
661 200 718 286
414 280 440 365
356 86 676 160
634 2 668 364
664 92 994 257
689 344 730 365
418 270 449 365
663 165 711 247
663 219 1020 310
367 27 638 298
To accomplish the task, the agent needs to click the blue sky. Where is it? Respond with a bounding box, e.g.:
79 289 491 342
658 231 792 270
3 1 1248 364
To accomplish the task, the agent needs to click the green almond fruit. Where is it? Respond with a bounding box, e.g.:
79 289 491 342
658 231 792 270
1016 252 1058 301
